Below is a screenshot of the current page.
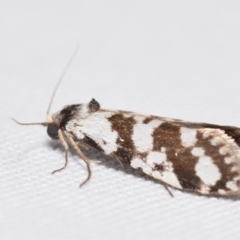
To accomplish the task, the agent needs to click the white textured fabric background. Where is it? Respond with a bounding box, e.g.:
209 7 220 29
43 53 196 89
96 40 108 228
1 1 240 240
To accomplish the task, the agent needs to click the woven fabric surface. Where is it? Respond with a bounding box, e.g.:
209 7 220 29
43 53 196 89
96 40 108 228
1 1 240 240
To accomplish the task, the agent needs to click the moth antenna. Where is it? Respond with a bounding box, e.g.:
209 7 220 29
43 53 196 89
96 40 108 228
46 44 79 116
11 118 48 127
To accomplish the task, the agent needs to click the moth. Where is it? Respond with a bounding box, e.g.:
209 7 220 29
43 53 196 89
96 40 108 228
13 49 240 197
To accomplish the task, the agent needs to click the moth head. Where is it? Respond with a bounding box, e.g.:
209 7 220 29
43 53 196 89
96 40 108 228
53 98 100 128
12 98 100 140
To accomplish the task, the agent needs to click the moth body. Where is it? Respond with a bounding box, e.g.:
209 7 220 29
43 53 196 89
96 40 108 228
48 98 240 196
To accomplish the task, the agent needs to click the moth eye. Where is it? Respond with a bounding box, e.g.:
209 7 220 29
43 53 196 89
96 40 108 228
47 124 59 139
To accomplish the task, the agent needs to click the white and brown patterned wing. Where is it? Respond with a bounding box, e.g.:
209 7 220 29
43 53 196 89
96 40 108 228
65 109 240 196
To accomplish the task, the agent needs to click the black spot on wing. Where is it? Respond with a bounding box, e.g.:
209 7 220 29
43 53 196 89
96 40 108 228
153 163 165 172
114 148 134 164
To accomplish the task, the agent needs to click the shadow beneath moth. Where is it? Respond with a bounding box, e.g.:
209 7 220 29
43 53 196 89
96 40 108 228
13 48 240 198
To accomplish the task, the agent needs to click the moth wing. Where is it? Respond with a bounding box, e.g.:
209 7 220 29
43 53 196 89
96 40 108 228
66 110 240 195
114 125 240 195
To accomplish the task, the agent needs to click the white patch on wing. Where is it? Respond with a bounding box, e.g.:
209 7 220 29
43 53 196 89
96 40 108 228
219 146 228 155
218 189 227 195
226 181 239 192
65 120 84 139
146 151 182 189
76 103 90 118
195 156 221 186
234 176 240 181
199 184 210 194
210 137 222 146
180 127 197 148
146 151 166 167
191 147 205 157
131 158 152 175
131 154 182 189
132 117 162 152
66 111 118 155
203 132 210 138
133 115 146 122
231 166 239 172
123 113 134 118
224 157 233 164
152 171 182 189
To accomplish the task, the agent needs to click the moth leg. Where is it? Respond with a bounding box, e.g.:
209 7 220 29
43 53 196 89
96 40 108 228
65 133 92 187
163 184 174 198
77 140 101 163
89 159 101 163
52 129 69 174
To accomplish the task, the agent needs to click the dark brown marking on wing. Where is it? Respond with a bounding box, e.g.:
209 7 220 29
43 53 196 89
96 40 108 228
60 104 81 128
137 152 148 160
151 122 201 190
108 113 136 164
152 122 182 150
108 113 136 150
82 136 103 152
114 148 134 164
166 148 201 190
143 116 154 124
153 163 165 172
